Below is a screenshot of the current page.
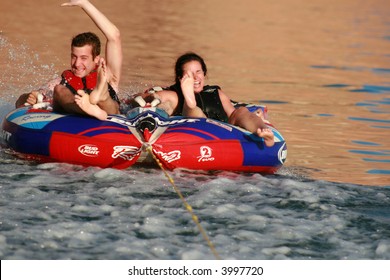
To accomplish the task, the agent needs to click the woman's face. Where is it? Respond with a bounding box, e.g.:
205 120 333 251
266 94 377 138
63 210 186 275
182 60 205 93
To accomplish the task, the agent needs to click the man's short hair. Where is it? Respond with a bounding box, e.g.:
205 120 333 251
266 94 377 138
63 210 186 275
71 32 101 58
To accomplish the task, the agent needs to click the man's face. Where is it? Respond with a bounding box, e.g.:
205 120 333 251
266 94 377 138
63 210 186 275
70 45 99 78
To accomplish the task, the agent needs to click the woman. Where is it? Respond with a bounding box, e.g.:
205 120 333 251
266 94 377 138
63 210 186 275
151 52 275 147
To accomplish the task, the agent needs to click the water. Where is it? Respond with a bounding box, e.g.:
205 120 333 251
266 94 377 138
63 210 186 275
0 0 390 260
1 162 389 260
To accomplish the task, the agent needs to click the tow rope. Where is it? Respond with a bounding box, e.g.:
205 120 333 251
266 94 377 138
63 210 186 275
145 145 221 260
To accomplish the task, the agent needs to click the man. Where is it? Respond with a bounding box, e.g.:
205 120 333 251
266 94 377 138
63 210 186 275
15 0 122 117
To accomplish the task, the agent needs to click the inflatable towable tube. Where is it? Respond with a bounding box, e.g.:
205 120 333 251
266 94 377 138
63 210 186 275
1 102 287 173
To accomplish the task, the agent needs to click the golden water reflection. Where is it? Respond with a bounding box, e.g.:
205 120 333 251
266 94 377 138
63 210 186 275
0 0 389 186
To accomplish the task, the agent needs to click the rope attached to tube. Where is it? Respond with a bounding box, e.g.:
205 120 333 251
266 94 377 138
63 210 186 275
145 145 221 260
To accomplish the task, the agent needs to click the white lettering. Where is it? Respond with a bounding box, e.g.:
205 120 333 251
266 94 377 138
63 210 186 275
155 150 181 163
78 144 100 157
108 114 200 128
112 146 141 161
197 146 215 162
1 130 11 142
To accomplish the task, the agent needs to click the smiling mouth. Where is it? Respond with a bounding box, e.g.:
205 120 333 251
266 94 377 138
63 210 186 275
73 69 85 76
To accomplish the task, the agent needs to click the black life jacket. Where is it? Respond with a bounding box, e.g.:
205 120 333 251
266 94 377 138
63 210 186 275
167 84 228 122
60 70 120 104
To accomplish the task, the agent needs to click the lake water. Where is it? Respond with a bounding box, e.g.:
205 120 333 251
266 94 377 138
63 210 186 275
0 0 389 260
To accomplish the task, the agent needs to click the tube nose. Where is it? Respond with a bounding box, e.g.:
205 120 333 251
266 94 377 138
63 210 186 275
136 116 157 142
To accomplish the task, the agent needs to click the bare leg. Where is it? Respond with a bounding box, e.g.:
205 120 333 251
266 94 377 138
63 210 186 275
181 71 206 118
74 62 109 120
229 107 275 147
75 90 108 120
53 85 85 114
89 58 109 105
96 94 120 114
89 58 119 114
89 58 120 115
254 108 265 120
182 102 206 118
53 63 109 120
256 127 275 147
253 108 274 145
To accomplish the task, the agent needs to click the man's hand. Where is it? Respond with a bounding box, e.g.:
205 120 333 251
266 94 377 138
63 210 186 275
15 91 40 107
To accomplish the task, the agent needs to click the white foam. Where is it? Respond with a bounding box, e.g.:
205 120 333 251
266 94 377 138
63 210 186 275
375 240 390 257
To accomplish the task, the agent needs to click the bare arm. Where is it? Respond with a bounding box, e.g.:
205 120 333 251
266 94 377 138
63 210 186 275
61 0 122 91
155 90 180 116
218 89 236 118
15 93 34 108
15 77 61 108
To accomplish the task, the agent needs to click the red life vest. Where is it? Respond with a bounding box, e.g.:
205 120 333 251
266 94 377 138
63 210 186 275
59 69 120 104
60 69 97 94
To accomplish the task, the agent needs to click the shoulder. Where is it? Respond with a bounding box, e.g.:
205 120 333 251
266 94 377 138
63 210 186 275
217 88 228 99
203 85 221 92
217 88 233 107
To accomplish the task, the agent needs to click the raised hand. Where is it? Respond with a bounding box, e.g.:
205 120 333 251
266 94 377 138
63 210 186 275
61 0 87 7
